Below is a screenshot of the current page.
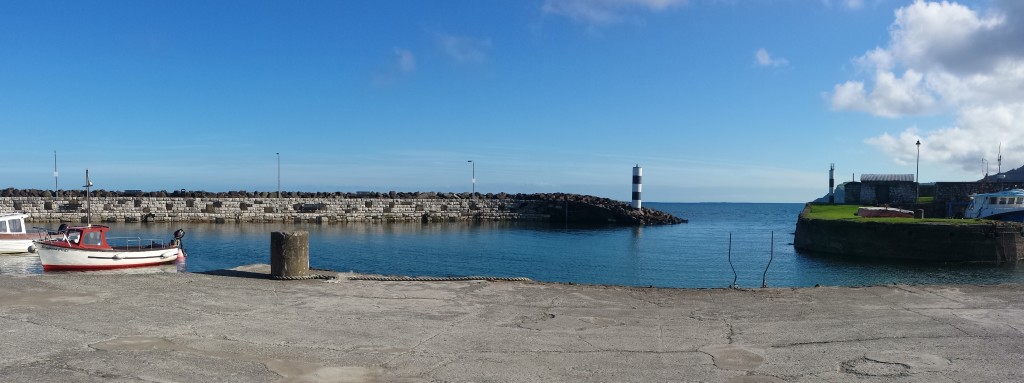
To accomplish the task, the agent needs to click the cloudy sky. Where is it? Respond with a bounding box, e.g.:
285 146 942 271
1 0 1021 202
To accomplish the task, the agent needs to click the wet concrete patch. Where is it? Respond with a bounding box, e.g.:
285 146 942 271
844 350 950 377
864 350 950 373
726 376 785 383
265 360 399 383
699 344 765 371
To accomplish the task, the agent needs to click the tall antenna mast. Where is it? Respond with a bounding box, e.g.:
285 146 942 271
998 143 1002 174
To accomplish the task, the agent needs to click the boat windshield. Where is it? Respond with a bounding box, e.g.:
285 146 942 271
82 231 103 246
67 231 81 244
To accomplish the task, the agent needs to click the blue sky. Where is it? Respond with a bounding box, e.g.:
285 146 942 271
3 0 1022 202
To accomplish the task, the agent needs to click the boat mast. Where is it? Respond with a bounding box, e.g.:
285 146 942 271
84 169 93 226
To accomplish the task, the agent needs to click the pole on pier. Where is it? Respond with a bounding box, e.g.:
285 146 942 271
631 165 642 209
270 231 309 278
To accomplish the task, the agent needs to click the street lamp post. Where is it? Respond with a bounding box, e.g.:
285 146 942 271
276 152 281 199
53 150 58 199
915 140 921 200
467 160 475 196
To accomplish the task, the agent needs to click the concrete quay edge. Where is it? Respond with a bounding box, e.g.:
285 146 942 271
1 264 1023 382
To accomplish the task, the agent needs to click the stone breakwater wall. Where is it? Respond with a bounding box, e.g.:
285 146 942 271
0 191 684 225
793 205 1024 263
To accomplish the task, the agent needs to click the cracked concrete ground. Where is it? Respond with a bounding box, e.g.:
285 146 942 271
1 264 1023 382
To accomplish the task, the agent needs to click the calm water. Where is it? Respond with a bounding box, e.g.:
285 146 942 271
3 202 1024 288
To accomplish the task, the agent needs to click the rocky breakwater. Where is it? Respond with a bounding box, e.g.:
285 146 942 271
530 193 686 225
793 204 1024 263
0 188 685 226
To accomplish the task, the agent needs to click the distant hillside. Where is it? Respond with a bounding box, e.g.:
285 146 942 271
983 164 1024 182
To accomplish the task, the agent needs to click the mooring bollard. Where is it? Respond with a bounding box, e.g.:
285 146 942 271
270 231 309 279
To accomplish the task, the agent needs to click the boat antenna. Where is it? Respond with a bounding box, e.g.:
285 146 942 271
84 169 93 226
998 143 1002 174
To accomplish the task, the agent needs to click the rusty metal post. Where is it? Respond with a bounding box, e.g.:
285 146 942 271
270 231 309 278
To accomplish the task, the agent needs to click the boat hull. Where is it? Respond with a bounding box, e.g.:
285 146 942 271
0 238 35 254
987 211 1024 222
35 242 182 271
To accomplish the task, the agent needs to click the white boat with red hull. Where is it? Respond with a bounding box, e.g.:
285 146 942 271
34 225 185 271
33 169 186 271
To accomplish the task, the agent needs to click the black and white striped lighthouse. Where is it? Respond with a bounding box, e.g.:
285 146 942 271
631 165 642 209
828 163 835 204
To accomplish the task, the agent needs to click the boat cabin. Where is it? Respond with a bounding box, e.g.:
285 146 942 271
0 213 28 236
57 225 113 250
965 189 1024 221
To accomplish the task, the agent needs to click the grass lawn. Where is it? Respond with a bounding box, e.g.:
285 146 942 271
804 204 972 224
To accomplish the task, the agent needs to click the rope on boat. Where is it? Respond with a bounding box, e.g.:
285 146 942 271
347 276 531 282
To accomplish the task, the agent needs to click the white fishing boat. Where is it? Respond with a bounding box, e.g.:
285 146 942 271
965 189 1024 221
0 212 38 254
34 224 185 271
33 169 186 271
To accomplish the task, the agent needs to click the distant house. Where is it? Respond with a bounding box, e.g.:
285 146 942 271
849 174 916 205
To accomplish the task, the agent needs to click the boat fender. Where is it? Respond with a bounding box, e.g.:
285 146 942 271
27 245 35 253
112 254 123 260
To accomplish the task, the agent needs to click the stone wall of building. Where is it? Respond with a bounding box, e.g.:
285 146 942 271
933 182 1024 203
857 181 917 205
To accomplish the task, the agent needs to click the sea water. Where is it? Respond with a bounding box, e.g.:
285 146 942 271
3 203 1023 288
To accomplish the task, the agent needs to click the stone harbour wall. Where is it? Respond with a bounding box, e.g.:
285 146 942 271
0 196 548 224
793 205 1024 263
0 192 685 225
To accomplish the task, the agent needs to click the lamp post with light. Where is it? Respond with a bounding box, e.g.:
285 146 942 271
276 152 281 199
915 140 921 201
467 160 475 196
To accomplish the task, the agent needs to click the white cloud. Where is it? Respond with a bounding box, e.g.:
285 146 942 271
831 69 937 117
830 0 1024 175
542 0 688 26
755 48 788 67
394 48 416 74
434 33 492 63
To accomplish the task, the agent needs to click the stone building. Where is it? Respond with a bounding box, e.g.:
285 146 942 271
848 174 917 205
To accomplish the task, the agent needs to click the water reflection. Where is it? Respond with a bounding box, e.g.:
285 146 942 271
0 254 42 275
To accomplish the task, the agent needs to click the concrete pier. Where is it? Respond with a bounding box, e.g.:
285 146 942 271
1 266 1023 382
